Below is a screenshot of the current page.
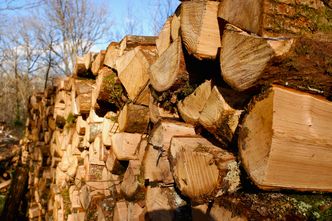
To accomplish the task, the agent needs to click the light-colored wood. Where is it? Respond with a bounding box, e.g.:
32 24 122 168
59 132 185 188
239 85 332 191
76 93 92 115
156 17 172 56
79 185 90 210
116 46 157 103
101 117 118 146
128 202 145 221
91 50 106 75
177 80 212 124
113 201 128 221
170 136 239 202
181 1 221 59
119 35 157 56
105 150 120 174
143 120 195 183
145 186 185 221
120 160 142 198
118 103 149 133
150 38 188 92
103 42 119 69
85 122 103 143
199 86 242 144
218 0 329 37
171 8 181 41
220 24 332 94
73 56 87 77
111 133 142 160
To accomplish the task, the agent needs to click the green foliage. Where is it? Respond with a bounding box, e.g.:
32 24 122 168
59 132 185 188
102 73 124 109
66 113 76 125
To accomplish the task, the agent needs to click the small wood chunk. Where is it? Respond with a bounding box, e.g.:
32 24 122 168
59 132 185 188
156 17 172 56
113 201 128 221
91 50 106 75
181 1 221 59
239 85 332 192
116 46 157 103
171 8 181 41
143 120 195 183
101 117 119 146
69 185 81 209
105 150 121 174
199 86 242 145
150 38 188 92
89 135 105 165
103 42 119 69
177 80 212 124
79 185 90 210
76 116 87 135
170 136 240 203
120 160 142 199
118 103 149 133
119 35 157 56
111 133 142 160
128 202 145 221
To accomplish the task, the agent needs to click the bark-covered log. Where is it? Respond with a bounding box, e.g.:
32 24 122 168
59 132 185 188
220 24 332 95
218 0 332 37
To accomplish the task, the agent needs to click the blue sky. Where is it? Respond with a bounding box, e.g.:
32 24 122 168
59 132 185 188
0 0 180 50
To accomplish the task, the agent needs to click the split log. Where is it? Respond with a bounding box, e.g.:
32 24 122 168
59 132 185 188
220 24 332 96
73 53 95 78
143 120 195 184
181 1 221 59
85 122 103 143
156 17 172 56
170 136 239 203
171 7 181 41
103 42 119 69
91 50 106 75
199 86 242 145
118 103 149 133
105 150 121 174
120 160 142 199
119 35 157 56
116 46 157 103
218 0 331 37
113 201 128 221
101 117 119 146
239 85 332 191
92 67 124 111
128 202 145 221
76 93 92 115
150 38 188 92
192 203 247 221
111 133 142 160
177 80 212 124
145 186 186 221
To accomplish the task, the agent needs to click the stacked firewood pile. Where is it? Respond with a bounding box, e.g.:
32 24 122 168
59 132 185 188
22 0 332 220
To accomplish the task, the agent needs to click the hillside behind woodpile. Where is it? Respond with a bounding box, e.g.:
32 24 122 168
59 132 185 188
2 0 332 221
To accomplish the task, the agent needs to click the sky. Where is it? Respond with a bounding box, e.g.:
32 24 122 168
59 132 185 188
1 0 180 51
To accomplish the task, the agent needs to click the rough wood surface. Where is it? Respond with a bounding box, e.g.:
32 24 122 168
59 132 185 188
119 35 157 56
91 50 106 75
143 120 195 184
118 103 149 133
116 46 157 103
103 42 119 69
111 133 142 160
170 136 239 203
156 17 172 56
239 85 332 191
220 24 332 96
177 80 212 124
218 0 332 37
181 1 221 59
199 86 242 145
150 38 188 92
